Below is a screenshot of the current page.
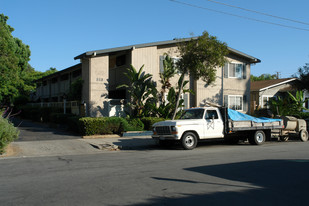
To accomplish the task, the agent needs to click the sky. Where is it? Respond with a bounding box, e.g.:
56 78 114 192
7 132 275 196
1 0 309 78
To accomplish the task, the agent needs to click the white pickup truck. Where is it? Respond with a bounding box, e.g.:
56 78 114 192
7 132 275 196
152 107 292 150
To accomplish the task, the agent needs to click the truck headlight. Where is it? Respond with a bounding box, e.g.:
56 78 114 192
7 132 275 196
171 126 178 134
152 127 157 135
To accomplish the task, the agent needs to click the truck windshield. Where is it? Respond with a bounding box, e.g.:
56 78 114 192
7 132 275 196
180 109 205 119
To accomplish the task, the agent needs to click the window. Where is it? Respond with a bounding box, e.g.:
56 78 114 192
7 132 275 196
163 92 189 109
228 95 243 111
180 109 204 119
159 56 180 74
205 110 218 120
224 62 245 79
116 55 126 67
261 95 275 109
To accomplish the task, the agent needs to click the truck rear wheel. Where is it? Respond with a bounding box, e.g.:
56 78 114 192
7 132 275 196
181 132 197 150
299 130 308 142
249 130 265 145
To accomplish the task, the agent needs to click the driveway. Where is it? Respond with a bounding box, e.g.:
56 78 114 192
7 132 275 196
13 118 80 141
1 118 156 158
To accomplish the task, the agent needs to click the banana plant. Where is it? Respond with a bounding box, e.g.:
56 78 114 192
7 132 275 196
117 65 157 118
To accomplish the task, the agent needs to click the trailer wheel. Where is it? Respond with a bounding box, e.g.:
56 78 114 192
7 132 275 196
181 132 197 150
299 130 308 142
249 130 265 145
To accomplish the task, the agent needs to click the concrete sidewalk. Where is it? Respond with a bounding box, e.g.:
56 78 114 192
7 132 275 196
2 136 156 158
1 119 157 158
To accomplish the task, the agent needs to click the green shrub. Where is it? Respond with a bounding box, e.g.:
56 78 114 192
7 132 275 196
79 117 130 136
141 117 165 130
67 116 83 134
297 112 309 119
126 118 144 131
0 115 19 154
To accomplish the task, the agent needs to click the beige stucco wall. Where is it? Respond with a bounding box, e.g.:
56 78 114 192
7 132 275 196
90 55 109 117
81 55 109 117
131 46 159 81
78 45 254 116
195 66 223 107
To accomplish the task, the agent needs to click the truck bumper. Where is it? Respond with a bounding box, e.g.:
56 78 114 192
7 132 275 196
152 134 180 141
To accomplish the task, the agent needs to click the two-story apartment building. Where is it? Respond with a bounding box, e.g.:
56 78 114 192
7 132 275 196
35 38 260 117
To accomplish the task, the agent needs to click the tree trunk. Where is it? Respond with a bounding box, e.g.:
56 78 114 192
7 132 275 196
172 73 185 120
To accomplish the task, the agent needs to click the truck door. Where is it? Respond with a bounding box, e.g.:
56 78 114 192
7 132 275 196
204 109 224 138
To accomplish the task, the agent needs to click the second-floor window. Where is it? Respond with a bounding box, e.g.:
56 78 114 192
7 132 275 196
224 62 246 79
159 56 180 74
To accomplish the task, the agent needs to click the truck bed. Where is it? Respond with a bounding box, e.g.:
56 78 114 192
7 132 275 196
219 107 284 132
228 119 284 132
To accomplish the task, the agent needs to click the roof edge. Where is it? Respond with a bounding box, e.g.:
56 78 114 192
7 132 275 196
258 78 298 92
74 38 260 63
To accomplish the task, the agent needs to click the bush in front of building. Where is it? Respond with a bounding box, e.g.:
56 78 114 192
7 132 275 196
126 118 144 131
79 117 132 136
141 117 166 131
0 114 19 154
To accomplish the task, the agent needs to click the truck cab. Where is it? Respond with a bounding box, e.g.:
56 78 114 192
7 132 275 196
152 107 224 149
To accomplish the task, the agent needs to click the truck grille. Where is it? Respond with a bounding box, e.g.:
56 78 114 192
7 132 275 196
156 126 171 135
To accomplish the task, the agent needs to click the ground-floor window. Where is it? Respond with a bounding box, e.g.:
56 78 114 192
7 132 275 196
261 95 275 109
228 95 243 111
163 92 189 109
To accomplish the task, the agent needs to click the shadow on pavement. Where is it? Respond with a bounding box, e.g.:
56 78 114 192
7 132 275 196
131 159 309 206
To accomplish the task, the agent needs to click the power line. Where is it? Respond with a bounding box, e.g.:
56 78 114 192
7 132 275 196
205 0 309 26
169 0 309 32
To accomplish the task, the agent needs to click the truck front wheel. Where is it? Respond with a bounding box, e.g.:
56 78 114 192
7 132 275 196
249 130 265 145
181 132 197 150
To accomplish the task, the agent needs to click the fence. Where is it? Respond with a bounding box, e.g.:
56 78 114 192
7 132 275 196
28 101 82 116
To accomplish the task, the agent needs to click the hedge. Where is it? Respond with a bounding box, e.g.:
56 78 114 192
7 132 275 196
79 117 131 136
126 118 144 131
141 117 165 130
0 115 19 154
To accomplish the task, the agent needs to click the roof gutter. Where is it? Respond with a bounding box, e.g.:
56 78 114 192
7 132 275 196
74 38 261 64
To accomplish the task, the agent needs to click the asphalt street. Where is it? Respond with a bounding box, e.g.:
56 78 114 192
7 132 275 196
1 119 309 205
1 142 309 205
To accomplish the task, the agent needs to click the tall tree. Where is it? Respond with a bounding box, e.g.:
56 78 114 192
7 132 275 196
0 14 31 104
172 31 229 119
251 73 278 82
294 62 309 90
